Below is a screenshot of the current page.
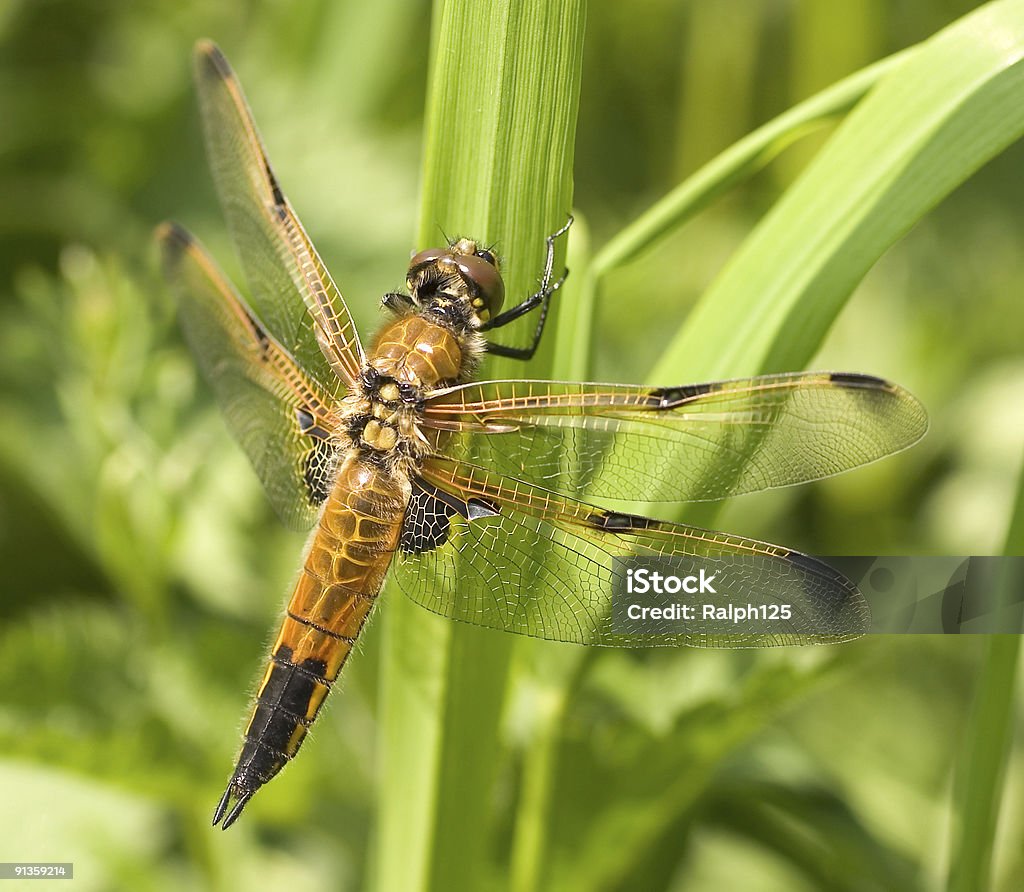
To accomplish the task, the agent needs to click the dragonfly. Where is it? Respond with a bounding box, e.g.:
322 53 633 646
157 40 928 830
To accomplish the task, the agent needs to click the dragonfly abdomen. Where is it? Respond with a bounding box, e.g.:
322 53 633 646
214 450 410 828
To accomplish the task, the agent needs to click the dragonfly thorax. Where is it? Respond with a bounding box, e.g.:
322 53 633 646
343 312 475 464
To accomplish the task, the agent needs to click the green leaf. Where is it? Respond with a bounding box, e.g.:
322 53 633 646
374 2 584 891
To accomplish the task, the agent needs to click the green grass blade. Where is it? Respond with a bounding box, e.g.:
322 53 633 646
947 635 1020 892
374 2 584 890
508 218 593 892
946 452 1023 892
590 48 912 280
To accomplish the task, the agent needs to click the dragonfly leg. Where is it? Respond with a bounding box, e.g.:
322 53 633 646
482 215 573 361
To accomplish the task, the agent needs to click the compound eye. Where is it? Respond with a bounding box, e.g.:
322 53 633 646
408 247 446 273
476 248 497 266
456 253 504 317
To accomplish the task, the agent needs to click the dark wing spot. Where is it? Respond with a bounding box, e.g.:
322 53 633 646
237 304 269 353
295 407 336 505
158 221 193 251
198 40 234 81
648 382 714 409
784 549 857 591
828 372 887 389
589 511 656 532
400 480 453 553
265 162 286 207
400 478 499 554
295 407 331 440
302 439 336 506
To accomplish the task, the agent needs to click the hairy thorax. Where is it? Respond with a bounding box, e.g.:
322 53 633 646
338 313 478 472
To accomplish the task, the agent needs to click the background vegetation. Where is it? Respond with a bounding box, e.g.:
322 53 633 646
0 1 1021 890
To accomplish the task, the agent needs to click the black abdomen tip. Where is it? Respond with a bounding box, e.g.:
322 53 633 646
213 782 253 830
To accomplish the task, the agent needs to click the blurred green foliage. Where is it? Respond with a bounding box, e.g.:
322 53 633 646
0 1 1021 891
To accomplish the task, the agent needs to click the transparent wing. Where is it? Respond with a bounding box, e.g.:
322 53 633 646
421 372 927 503
157 222 340 531
390 457 869 647
193 39 364 395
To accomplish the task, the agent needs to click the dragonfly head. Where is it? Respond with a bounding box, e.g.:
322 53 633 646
407 238 505 327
